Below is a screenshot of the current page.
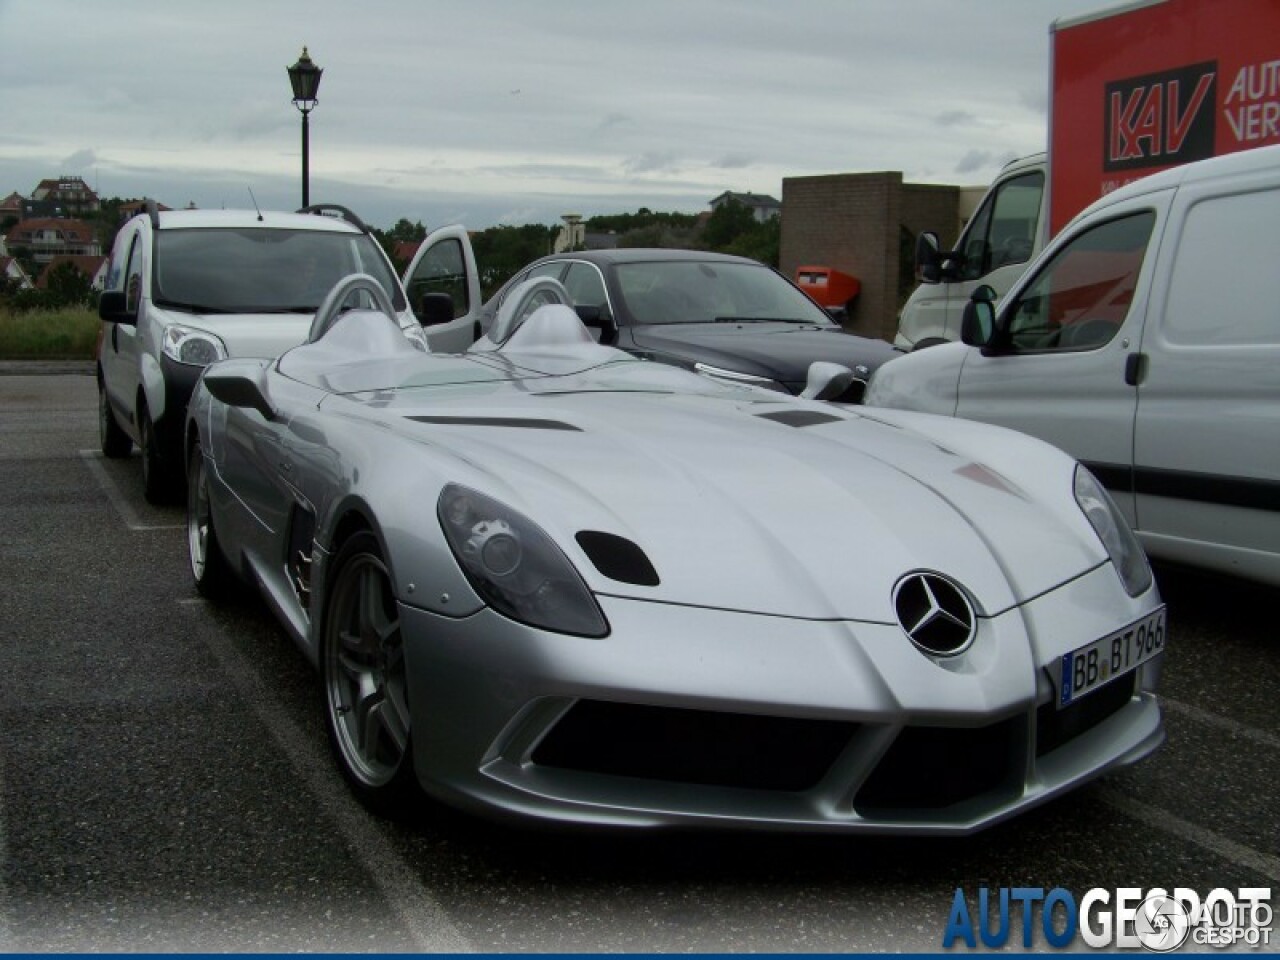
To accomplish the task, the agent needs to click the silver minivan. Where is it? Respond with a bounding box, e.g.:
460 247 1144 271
866 144 1280 586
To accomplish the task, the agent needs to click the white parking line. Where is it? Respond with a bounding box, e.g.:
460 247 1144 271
78 450 182 531
0 754 11 951
187 599 472 953
1161 696 1280 752
1098 787 1280 883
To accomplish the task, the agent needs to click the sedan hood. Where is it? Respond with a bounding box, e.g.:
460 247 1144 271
631 323 901 390
354 368 1104 624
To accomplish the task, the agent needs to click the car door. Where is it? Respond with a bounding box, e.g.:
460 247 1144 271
402 225 482 353
954 193 1172 524
1131 166 1280 568
101 226 146 438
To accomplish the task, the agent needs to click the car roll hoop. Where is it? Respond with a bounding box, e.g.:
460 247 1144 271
308 273 399 343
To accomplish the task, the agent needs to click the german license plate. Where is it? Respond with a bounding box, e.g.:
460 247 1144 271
1058 607 1166 707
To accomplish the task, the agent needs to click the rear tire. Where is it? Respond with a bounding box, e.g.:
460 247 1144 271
99 380 132 458
321 531 419 816
186 437 233 599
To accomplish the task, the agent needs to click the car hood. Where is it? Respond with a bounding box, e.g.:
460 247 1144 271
334 357 1105 624
630 323 901 389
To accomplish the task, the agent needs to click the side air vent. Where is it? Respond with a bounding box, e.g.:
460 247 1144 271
575 531 660 586
755 410 844 428
406 416 581 431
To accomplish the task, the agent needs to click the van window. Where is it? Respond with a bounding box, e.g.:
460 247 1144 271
407 237 469 320
1164 189 1280 347
959 171 1044 281
1006 211 1155 352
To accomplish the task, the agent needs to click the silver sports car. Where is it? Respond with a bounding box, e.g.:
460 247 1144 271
185 275 1165 833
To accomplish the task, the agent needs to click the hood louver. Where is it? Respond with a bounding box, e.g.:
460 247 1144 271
576 531 660 587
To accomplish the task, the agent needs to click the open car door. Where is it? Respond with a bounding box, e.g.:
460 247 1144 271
402 224 483 353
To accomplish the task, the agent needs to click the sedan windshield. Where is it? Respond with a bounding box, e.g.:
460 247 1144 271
614 260 835 326
153 228 405 313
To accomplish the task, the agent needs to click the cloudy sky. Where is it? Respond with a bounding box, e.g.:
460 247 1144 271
1 0 1110 231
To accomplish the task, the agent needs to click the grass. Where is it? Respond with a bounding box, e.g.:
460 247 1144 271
0 307 101 359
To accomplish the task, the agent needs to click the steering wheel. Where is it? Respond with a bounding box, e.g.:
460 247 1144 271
308 273 398 343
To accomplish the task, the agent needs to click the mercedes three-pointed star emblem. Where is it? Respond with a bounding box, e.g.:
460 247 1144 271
892 572 977 656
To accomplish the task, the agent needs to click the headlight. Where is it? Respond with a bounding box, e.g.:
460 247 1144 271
438 484 608 637
162 325 227 367
693 362 788 393
1074 465 1152 597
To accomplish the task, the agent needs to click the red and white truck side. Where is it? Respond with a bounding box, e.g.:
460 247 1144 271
896 0 1280 350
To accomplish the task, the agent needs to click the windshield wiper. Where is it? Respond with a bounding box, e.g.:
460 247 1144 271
153 298 233 314
713 316 821 324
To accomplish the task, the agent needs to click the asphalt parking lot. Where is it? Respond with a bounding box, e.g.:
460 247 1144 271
1 369 1276 952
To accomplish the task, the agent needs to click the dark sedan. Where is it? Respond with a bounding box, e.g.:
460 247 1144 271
479 249 901 401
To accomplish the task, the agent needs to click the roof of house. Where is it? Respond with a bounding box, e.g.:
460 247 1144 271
709 190 781 209
393 239 422 263
33 176 99 198
1 256 33 285
37 254 107 288
0 191 24 211
5 217 98 244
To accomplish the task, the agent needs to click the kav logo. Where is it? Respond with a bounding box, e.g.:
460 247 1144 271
1104 61 1217 171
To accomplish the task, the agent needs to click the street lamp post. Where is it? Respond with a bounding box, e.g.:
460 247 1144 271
287 46 323 208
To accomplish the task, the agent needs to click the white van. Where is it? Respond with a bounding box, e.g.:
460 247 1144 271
865 144 1280 586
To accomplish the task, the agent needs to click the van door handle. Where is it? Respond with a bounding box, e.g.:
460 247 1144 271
1124 353 1147 386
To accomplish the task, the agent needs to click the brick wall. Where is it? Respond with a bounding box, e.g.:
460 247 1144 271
782 173 960 342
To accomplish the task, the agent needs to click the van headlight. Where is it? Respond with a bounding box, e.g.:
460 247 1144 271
162 325 227 366
1074 465 1152 597
438 484 608 637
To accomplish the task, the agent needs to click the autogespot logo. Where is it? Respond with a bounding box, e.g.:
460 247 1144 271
942 886 1272 951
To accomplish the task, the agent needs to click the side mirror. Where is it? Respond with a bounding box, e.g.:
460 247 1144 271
800 361 856 401
915 232 942 284
419 292 455 328
961 286 999 348
98 290 135 326
575 304 618 344
202 360 277 421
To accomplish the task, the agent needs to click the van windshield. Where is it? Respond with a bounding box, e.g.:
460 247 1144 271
152 228 405 314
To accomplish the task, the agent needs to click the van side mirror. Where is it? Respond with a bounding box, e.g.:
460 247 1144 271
961 285 998 348
419 292 455 328
915 232 942 284
98 290 135 326
575 304 618 344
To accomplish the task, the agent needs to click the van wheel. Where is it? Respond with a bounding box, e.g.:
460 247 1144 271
140 407 174 504
99 380 132 458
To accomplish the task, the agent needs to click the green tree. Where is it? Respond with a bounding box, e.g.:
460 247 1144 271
469 224 557 298
42 261 93 308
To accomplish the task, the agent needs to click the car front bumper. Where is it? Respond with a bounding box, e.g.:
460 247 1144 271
399 562 1164 833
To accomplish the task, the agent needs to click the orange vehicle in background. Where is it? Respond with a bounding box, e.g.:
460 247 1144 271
795 265 860 318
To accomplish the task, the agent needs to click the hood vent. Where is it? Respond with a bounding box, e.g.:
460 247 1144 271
407 415 581 431
755 410 844 428
576 531 660 587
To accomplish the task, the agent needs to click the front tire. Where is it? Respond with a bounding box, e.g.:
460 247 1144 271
99 380 132 458
140 406 174 504
321 531 418 814
186 437 232 599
